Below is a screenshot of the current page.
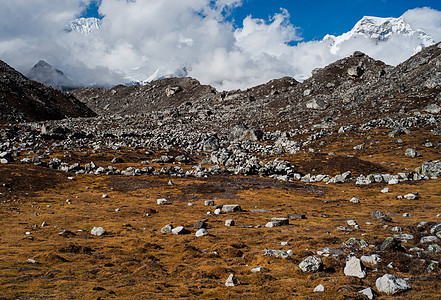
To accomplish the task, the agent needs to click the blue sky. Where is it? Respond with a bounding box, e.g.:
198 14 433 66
82 0 441 41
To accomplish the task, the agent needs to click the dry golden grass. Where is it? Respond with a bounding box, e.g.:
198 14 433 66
1 128 441 299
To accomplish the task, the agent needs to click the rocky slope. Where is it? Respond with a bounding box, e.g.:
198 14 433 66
71 42 441 134
0 60 96 124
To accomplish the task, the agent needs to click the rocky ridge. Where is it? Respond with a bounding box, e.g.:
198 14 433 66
0 60 96 123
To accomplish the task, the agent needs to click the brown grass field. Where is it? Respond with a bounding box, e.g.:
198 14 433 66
1 127 441 299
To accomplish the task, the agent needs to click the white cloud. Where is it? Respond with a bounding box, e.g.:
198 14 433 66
0 1 440 91
403 7 441 41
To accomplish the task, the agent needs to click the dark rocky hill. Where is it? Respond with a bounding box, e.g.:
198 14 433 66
70 42 441 133
0 60 96 124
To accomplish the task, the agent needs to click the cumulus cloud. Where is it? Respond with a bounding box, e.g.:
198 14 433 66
0 1 440 91
403 7 441 41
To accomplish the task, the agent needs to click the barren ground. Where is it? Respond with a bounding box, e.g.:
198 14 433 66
1 127 441 299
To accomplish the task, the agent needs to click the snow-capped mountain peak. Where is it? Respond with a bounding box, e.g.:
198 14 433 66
326 15 435 54
65 17 102 34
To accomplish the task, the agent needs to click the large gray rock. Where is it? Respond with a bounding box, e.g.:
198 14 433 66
376 274 411 295
348 66 364 77
358 287 374 300
299 256 322 272
424 104 441 114
420 160 441 177
361 254 382 265
222 204 242 213
195 228 209 237
344 256 366 278
91 227 106 236
306 98 329 110
265 217 289 228
171 226 188 235
405 148 421 158
203 135 220 151
263 249 291 258
340 237 369 250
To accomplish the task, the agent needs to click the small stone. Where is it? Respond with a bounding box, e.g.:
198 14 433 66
263 249 290 258
428 244 441 253
376 274 411 295
161 224 173 233
251 267 265 272
171 226 188 235
299 256 322 273
317 247 344 257
41 221 48 227
58 229 74 237
195 228 209 237
102 194 109 198
27 259 37 264
287 213 306 219
91 227 106 236
340 237 368 249
225 274 240 287
380 237 403 251
390 226 402 232
405 148 421 158
187 203 193 206
205 200 215 206
426 260 439 273
350 197 360 203
222 204 242 212
157 198 169 205
194 219 207 229
403 193 419 200
358 287 374 300
313 284 324 292
420 236 440 243
344 256 366 278
281 241 289 246
265 217 289 228
394 234 414 241
381 187 389 193
214 208 222 215
402 213 412 217
361 254 382 265
347 220 357 226
225 219 235 226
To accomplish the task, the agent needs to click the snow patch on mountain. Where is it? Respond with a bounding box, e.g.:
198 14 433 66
325 16 435 55
65 17 102 34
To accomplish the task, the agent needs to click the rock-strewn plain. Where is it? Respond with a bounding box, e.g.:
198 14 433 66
1 43 441 299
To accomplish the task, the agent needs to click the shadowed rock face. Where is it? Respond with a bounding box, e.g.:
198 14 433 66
0 60 96 123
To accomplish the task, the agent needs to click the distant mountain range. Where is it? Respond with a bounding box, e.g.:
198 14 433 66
28 15 436 90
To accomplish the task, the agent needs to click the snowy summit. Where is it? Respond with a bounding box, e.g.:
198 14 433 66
325 16 435 55
65 17 102 34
